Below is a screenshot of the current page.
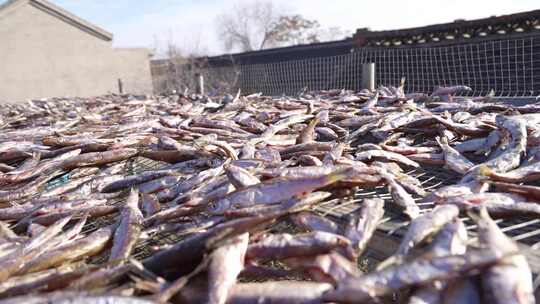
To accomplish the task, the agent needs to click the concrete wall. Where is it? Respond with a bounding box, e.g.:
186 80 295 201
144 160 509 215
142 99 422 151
113 48 153 95
0 2 153 102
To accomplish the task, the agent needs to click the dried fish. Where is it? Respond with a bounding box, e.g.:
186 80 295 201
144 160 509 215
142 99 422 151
246 231 350 261
443 192 540 216
20 225 114 274
381 171 421 219
101 170 179 193
175 281 332 304
436 136 474 174
284 251 359 284
481 115 527 173
408 218 468 304
290 211 339 234
207 232 249 304
379 205 459 269
140 193 161 217
0 84 538 303
224 164 260 189
356 149 420 168
109 189 143 263
208 166 353 214
471 208 534 304
343 198 384 258
324 248 509 303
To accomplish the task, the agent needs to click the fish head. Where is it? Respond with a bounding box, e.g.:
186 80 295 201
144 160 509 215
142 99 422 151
316 110 329 123
207 199 231 215
206 158 223 168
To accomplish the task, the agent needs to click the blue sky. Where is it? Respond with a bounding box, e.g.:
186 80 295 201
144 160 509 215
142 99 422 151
3 0 539 55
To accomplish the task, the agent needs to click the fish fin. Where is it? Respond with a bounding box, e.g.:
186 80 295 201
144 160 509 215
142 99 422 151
466 206 491 223
130 187 139 195
404 209 420 220
194 134 218 150
476 165 492 178
309 116 321 128
417 107 433 117
434 136 446 147
400 77 406 88
324 167 355 184
376 255 403 271
233 89 241 103
31 151 41 161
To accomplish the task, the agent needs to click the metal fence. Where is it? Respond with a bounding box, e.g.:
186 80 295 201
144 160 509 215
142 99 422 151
165 35 540 98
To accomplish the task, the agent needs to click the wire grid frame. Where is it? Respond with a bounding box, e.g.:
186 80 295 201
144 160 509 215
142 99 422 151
66 158 540 266
68 157 184 265
198 35 539 98
314 164 540 272
36 151 540 276
364 37 539 97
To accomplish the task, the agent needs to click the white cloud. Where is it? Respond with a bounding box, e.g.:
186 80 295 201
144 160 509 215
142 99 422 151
26 0 540 55
107 1 230 55
271 0 539 34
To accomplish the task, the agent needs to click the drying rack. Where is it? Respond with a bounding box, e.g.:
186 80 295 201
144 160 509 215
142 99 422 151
44 155 540 290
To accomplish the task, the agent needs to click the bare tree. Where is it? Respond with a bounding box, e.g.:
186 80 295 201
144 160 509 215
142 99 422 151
269 15 321 46
151 30 239 95
216 1 350 52
216 1 280 52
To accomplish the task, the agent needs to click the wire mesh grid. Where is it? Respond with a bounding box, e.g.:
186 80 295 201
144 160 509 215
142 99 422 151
366 37 539 97
312 163 540 273
313 165 460 221
41 155 540 272
190 35 540 98
63 157 181 264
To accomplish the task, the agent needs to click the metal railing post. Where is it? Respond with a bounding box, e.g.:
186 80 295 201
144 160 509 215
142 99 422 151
196 73 204 95
118 78 123 94
362 63 375 91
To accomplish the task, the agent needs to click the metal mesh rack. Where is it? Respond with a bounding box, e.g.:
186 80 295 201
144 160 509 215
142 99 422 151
171 35 540 98
313 164 540 274
43 156 540 277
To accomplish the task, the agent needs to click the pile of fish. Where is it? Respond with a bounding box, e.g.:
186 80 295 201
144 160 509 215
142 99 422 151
0 84 539 303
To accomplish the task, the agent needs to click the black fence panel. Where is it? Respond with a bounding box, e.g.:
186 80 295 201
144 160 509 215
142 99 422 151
153 35 540 97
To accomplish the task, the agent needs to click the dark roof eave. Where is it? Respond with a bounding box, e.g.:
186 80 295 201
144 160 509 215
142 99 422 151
208 38 354 59
355 9 540 39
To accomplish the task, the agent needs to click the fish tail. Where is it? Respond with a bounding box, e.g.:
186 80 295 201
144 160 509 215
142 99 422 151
476 164 493 177
309 116 320 127
125 187 140 209
31 151 41 160
128 187 140 200
404 208 420 220
376 254 402 271
437 135 449 146
467 206 491 223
